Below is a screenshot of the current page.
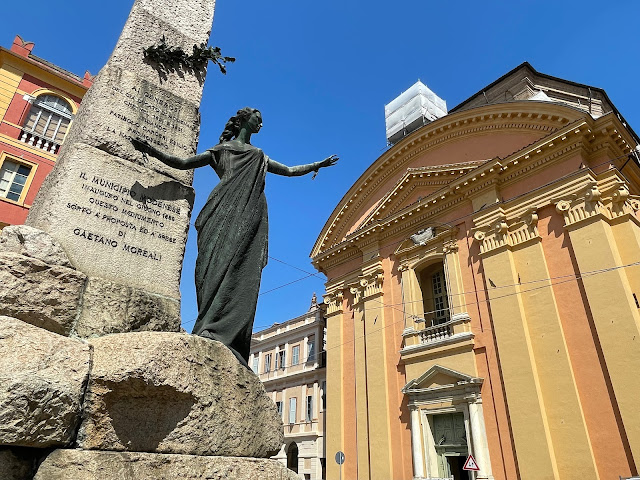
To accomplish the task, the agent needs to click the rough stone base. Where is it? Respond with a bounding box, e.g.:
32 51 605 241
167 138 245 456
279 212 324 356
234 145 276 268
74 277 180 338
0 448 37 480
0 316 91 448
34 449 300 480
0 253 86 336
77 333 283 457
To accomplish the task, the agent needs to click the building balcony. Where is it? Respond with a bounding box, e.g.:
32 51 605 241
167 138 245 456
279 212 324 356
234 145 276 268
401 312 473 356
19 129 61 154
285 419 321 436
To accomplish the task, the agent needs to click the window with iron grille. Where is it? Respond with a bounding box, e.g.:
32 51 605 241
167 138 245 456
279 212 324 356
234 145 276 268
23 94 73 144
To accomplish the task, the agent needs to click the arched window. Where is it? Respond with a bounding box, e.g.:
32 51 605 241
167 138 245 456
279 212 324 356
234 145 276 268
417 261 450 326
20 94 73 153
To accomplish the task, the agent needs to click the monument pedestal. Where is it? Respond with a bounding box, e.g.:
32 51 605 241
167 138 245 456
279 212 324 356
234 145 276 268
0 0 296 477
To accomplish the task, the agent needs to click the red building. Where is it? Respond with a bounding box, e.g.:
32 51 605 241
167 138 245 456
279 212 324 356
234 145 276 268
0 35 92 229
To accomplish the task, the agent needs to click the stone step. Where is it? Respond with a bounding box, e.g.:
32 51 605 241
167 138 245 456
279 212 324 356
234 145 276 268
34 449 300 480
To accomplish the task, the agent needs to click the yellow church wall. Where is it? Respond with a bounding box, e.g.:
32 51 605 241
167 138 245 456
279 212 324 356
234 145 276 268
565 214 640 469
511 238 599 478
540 207 635 477
316 98 639 480
456 214 519 480
481 247 558 480
324 308 344 480
381 254 414 480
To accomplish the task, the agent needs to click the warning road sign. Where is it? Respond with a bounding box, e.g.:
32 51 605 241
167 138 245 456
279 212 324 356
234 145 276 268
463 454 480 471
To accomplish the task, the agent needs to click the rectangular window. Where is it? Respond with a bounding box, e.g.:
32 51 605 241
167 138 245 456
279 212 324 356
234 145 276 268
276 348 286 370
264 353 272 373
306 395 313 422
292 345 300 365
276 401 283 418
252 356 259 373
307 338 315 362
288 397 297 424
0 159 31 202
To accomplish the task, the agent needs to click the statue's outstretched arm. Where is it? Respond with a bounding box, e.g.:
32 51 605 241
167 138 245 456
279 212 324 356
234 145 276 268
267 154 339 177
131 139 211 170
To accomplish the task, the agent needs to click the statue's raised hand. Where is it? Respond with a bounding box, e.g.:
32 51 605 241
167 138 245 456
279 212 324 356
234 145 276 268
319 154 339 168
312 154 339 179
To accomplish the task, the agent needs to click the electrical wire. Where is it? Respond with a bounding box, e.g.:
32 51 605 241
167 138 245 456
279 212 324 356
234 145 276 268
181 151 639 330
193 256 640 369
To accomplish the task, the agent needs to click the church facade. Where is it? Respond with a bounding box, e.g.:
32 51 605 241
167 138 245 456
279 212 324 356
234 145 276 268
312 63 640 480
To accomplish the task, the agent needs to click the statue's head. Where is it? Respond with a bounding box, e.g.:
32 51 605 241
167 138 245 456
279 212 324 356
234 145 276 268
219 107 262 143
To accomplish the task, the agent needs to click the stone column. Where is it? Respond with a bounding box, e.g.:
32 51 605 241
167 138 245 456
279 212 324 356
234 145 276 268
409 406 425 479
26 0 217 335
468 401 493 480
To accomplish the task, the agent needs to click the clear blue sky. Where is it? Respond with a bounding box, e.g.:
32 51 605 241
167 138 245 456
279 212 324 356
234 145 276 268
4 1 639 331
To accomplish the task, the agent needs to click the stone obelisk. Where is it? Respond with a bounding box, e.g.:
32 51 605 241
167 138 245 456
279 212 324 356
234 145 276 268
26 0 211 325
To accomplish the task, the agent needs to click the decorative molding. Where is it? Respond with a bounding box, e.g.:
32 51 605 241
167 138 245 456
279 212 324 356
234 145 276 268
442 240 459 254
311 103 584 259
323 289 344 316
314 107 636 270
472 208 540 254
349 262 384 305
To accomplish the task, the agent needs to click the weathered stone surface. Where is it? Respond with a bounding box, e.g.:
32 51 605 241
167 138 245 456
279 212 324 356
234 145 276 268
0 317 91 447
0 448 37 480
0 225 73 268
108 0 214 103
35 450 299 480
0 253 86 335
77 333 283 457
61 65 199 185
74 277 180 337
27 143 193 299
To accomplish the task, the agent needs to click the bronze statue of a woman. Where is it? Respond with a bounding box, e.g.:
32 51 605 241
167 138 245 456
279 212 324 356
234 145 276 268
132 107 338 366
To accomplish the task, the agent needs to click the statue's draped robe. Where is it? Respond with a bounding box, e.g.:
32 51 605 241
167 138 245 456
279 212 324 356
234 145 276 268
193 142 268 365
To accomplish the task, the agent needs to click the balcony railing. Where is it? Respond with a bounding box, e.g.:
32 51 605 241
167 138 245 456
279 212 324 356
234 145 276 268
419 320 454 344
19 129 61 154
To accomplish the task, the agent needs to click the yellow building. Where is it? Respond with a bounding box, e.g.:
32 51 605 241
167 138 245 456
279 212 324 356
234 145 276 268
250 294 327 480
312 63 640 480
0 35 91 229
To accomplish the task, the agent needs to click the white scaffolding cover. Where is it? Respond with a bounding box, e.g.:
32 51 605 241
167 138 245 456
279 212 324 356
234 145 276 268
385 81 447 144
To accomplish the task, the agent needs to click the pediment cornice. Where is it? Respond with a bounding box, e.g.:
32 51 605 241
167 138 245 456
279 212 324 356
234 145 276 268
311 102 587 259
313 111 636 271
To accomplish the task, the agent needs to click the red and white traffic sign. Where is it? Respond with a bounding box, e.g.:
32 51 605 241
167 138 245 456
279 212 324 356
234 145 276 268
463 454 480 471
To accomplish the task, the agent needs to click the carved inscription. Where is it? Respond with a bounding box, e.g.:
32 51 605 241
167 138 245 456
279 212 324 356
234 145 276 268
106 84 192 153
65 170 187 263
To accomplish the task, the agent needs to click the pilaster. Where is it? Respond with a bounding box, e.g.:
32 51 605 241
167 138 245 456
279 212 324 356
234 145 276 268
555 182 640 468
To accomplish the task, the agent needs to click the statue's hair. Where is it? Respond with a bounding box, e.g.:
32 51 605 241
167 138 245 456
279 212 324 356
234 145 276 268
219 107 260 143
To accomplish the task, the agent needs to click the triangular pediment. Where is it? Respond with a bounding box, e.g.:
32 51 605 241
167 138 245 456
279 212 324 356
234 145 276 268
355 162 484 232
402 365 482 393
